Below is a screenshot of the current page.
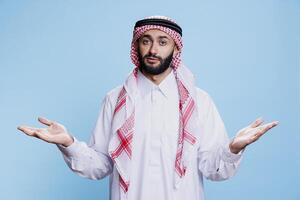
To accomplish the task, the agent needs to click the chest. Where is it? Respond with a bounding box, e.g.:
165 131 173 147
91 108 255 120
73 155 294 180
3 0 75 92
132 89 180 163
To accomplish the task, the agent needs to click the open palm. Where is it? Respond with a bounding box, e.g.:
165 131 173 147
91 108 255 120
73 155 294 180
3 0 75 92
230 117 279 154
18 117 74 147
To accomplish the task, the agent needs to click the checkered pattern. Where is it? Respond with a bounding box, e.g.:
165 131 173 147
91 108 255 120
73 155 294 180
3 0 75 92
130 16 183 71
109 85 134 195
109 16 198 198
119 174 129 193
113 87 126 115
175 79 197 177
110 113 134 160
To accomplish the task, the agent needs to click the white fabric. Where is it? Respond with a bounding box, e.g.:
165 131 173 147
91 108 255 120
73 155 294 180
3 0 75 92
109 64 204 199
57 69 243 200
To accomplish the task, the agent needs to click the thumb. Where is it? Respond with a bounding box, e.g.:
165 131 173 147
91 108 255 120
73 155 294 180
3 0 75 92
38 117 54 126
249 117 264 128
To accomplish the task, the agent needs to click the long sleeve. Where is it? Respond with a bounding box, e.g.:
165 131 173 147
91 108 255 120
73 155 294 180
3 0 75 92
57 95 114 180
196 88 243 181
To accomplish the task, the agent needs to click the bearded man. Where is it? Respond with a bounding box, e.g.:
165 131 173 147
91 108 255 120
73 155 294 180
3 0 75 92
18 16 278 200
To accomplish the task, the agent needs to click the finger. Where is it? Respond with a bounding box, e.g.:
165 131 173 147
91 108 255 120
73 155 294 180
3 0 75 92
38 117 54 126
250 134 260 143
260 121 279 132
32 129 50 141
254 121 279 138
250 117 264 128
18 126 38 136
18 126 50 141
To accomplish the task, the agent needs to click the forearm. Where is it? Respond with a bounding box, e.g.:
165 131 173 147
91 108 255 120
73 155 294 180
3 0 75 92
57 137 113 180
198 142 243 181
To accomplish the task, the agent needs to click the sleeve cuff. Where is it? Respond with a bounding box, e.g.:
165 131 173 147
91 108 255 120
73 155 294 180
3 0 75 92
56 137 82 157
221 142 244 163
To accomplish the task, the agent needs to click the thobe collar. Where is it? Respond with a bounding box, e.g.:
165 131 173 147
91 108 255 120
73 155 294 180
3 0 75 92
137 69 178 99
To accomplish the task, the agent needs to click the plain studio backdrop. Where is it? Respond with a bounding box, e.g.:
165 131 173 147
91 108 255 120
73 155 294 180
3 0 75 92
0 0 299 199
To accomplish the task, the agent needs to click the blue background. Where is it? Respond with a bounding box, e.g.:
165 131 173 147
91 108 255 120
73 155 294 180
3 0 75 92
1 0 299 199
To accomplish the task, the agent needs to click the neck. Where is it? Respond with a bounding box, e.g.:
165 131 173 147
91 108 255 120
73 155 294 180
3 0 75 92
141 67 173 85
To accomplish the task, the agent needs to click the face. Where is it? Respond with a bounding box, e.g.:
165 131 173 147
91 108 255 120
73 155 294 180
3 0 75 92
138 29 178 75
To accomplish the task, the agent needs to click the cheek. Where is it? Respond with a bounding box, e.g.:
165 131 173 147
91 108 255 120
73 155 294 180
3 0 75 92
162 48 174 59
138 48 148 58
138 43 151 55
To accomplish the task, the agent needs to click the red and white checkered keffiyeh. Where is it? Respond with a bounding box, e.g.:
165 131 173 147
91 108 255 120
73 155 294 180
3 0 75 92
108 16 199 199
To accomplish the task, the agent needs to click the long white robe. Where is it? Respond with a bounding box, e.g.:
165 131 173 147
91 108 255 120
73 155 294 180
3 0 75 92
57 70 243 200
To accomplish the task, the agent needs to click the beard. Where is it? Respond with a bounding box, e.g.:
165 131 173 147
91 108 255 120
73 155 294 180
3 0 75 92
138 50 174 75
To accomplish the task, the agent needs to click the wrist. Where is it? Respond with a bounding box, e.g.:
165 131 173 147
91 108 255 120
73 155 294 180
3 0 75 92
229 142 242 154
62 135 74 147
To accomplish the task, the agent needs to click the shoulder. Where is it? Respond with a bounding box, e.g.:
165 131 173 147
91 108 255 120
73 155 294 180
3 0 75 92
103 85 123 107
106 85 123 100
194 87 220 118
195 87 214 106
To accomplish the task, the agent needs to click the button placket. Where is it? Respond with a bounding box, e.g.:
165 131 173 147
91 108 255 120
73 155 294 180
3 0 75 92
149 87 164 166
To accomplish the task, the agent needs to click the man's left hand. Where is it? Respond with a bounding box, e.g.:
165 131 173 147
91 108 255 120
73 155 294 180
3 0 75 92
229 117 279 154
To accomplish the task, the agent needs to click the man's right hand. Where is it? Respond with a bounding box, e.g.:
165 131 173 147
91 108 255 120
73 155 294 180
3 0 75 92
18 117 74 147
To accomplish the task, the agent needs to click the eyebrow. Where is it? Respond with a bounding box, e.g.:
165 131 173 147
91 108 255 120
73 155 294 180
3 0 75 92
140 34 170 40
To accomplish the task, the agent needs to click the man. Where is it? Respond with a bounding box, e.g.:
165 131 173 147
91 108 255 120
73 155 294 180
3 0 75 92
18 16 278 200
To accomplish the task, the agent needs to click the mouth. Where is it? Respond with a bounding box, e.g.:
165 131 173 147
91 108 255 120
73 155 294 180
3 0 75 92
145 57 160 64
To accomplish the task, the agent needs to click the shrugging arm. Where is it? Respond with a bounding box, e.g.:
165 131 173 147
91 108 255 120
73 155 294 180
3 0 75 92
57 95 114 180
196 89 243 181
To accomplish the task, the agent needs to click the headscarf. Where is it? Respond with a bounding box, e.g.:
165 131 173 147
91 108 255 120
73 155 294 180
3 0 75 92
108 16 199 199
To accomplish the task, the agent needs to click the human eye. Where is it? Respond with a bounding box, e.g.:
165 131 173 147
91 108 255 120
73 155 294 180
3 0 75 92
159 39 168 46
141 38 150 45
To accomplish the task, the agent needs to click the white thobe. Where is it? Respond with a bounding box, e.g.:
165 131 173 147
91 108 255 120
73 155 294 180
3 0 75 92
57 70 243 200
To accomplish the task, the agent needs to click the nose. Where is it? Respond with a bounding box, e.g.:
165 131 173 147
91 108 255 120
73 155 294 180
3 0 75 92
149 42 158 55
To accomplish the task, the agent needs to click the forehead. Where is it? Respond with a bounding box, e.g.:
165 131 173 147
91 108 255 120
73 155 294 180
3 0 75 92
140 29 173 40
